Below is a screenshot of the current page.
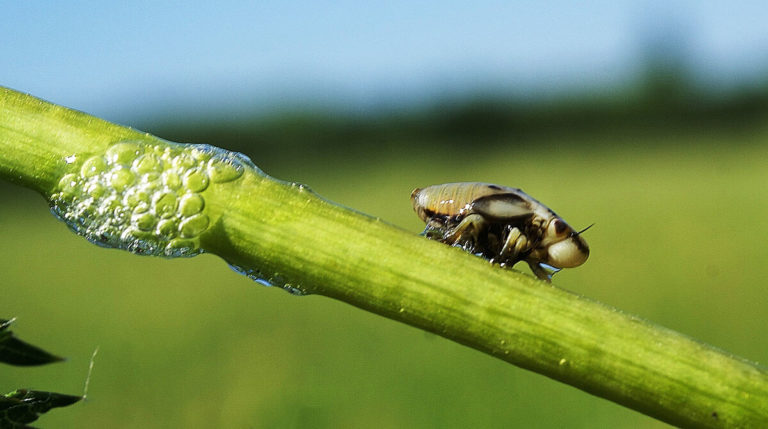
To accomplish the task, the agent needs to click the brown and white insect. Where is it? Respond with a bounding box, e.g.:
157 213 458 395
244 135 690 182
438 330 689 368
411 182 590 281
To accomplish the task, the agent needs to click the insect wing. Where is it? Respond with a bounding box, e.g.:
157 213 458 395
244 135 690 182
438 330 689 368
470 193 534 223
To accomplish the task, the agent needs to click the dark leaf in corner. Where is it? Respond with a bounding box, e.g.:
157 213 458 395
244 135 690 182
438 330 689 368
0 389 82 429
0 320 64 366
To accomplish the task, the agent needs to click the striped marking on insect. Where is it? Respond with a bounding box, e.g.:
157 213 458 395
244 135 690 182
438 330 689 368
411 182 591 281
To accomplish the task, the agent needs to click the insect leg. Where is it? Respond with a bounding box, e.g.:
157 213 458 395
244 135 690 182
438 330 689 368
421 218 447 240
442 213 486 250
499 227 530 262
527 262 560 282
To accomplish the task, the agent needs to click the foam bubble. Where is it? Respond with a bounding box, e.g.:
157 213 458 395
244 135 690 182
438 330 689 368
49 140 252 258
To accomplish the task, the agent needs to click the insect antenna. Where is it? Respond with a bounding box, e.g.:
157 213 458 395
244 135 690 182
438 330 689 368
573 223 595 236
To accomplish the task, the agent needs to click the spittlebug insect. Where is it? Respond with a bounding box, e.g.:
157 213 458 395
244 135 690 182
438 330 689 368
411 182 590 281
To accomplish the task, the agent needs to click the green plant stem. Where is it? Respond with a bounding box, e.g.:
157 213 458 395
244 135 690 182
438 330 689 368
1 86 767 428
0 88 144 193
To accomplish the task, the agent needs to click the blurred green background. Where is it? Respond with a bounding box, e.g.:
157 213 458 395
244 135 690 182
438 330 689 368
3 2 768 428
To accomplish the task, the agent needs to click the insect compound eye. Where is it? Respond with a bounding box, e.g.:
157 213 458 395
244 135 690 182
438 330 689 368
548 219 569 237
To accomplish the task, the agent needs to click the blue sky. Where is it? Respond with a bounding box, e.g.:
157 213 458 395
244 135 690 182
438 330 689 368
2 1 767 122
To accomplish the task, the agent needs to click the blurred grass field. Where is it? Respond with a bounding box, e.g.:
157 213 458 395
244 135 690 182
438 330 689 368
2 127 768 428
